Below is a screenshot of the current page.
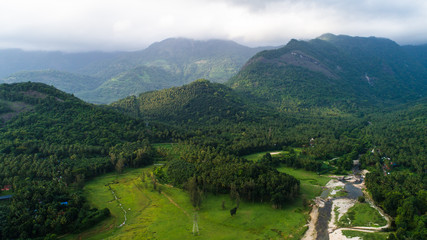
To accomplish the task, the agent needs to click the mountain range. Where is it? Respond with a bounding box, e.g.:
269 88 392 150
1 39 273 103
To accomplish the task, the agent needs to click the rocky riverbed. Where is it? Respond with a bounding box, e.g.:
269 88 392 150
302 168 389 240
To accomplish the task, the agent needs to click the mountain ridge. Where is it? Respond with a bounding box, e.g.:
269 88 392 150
228 34 427 112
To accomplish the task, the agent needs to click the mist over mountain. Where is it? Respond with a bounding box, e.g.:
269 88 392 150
0 49 120 78
1 38 274 104
2 70 104 94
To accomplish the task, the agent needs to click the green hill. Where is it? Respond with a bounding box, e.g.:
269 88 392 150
228 34 427 112
111 79 254 124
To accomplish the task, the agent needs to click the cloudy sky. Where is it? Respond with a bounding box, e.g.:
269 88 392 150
1 0 426 52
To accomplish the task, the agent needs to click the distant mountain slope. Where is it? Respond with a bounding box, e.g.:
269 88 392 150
111 79 255 124
403 44 427 69
79 38 273 103
76 66 177 104
0 49 120 78
2 38 273 104
82 38 272 82
2 70 103 94
228 34 427 112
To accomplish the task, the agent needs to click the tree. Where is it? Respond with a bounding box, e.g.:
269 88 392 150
187 176 202 210
115 157 125 174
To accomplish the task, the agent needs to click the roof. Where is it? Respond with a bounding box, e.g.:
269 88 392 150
0 195 13 200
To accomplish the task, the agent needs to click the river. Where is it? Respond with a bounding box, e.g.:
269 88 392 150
302 162 389 240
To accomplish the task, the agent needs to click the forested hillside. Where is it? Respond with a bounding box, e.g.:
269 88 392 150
360 99 427 239
112 79 367 158
0 82 160 239
228 34 427 112
112 79 255 124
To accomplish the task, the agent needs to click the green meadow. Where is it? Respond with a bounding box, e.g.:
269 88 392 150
61 163 330 239
242 148 302 162
277 166 330 200
338 202 387 228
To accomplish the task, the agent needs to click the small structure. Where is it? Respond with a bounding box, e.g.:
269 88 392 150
0 195 12 200
192 212 199 235
1 185 11 191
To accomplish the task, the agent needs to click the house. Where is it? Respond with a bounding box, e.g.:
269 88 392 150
1 185 11 191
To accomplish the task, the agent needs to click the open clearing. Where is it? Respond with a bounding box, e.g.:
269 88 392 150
63 164 329 240
338 202 387 228
242 149 301 162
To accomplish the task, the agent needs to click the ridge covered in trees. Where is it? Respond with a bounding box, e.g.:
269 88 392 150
0 82 159 239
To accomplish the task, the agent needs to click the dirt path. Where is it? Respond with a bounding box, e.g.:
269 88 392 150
161 191 190 218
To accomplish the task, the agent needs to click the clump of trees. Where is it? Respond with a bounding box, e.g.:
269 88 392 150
155 144 300 209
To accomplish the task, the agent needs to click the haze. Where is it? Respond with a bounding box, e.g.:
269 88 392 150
1 0 426 52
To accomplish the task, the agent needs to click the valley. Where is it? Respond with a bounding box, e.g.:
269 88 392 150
0 34 426 240
63 150 330 240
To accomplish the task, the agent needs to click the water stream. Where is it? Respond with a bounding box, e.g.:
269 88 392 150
314 166 364 240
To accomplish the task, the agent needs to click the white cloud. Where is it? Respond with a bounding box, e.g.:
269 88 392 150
0 0 426 51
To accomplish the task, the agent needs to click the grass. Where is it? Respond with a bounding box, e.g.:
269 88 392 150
342 230 389 240
243 151 286 162
338 202 387 228
277 166 330 200
62 163 331 240
152 143 175 150
242 148 302 162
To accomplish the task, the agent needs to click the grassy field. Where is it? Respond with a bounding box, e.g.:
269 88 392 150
342 230 389 240
338 202 387 228
277 166 330 200
243 148 302 162
61 163 331 240
243 151 285 162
